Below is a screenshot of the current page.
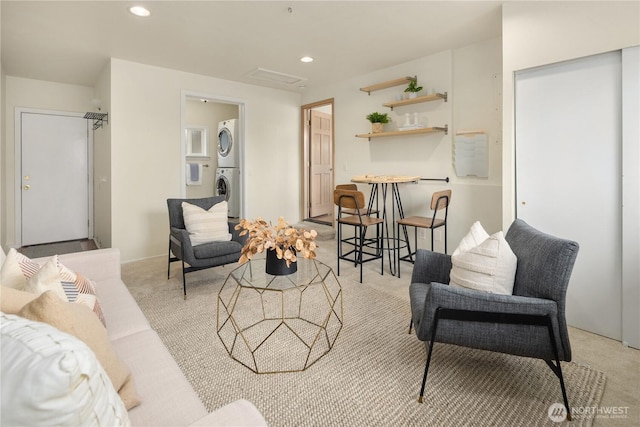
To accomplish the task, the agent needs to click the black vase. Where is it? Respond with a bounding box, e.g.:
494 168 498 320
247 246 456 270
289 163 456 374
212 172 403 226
265 249 297 276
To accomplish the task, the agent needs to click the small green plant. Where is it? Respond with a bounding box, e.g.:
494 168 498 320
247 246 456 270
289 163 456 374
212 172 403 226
404 79 423 93
366 112 389 123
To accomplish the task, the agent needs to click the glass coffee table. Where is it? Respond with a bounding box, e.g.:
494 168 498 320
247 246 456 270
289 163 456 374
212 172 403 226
216 257 343 374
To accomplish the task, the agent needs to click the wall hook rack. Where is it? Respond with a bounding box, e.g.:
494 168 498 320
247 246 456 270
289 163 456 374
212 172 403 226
84 112 108 130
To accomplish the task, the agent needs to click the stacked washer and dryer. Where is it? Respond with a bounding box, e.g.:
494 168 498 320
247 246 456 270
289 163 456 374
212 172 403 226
215 119 241 218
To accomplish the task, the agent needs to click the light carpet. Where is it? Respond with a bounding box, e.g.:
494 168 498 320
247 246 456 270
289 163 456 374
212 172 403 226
132 268 605 426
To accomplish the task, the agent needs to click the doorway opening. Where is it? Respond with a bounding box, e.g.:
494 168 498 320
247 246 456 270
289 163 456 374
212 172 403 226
181 91 245 219
301 99 334 226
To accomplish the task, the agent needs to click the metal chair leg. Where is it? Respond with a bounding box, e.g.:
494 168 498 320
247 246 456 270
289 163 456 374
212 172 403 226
181 259 187 300
359 226 365 283
379 223 383 277
444 224 447 254
430 229 434 251
545 319 572 421
419 310 441 403
336 223 341 276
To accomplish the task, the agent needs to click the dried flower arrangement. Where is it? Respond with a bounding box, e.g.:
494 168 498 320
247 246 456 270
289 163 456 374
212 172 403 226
235 217 318 266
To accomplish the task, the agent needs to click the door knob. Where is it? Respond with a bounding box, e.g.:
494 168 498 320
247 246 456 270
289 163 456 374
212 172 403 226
521 201 526 205
23 185 30 190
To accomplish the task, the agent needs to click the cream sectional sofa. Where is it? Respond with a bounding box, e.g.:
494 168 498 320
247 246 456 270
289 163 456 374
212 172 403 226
21 248 266 426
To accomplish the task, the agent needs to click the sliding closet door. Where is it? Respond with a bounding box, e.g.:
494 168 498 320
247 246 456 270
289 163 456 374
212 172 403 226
515 51 622 340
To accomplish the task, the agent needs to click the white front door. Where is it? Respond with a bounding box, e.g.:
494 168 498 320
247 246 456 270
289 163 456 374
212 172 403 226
20 111 91 246
515 51 622 340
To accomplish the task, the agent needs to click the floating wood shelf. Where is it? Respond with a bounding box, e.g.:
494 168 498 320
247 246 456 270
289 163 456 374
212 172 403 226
356 126 448 140
359 76 416 95
382 92 448 110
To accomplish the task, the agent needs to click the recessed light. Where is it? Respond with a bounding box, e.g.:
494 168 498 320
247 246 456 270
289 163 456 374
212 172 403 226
300 56 314 63
129 6 151 17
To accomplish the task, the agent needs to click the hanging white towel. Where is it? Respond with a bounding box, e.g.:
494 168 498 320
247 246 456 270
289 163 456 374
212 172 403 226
186 163 203 186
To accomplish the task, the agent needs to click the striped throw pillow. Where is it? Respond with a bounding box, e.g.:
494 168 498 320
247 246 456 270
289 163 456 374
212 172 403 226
182 201 232 246
0 249 105 326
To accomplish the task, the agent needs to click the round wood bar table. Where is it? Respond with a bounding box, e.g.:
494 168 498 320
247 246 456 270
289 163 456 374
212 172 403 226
350 175 420 276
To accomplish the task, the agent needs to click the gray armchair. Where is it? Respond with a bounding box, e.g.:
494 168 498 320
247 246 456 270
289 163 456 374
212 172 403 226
167 196 246 299
409 219 579 419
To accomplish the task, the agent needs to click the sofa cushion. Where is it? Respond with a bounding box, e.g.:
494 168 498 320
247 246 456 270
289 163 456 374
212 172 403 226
112 330 208 426
182 201 232 246
450 230 517 295
18 291 141 410
193 240 243 259
95 277 152 341
0 312 130 426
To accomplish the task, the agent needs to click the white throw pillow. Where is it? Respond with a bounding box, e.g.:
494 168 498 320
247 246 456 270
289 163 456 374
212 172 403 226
23 257 68 301
0 248 41 289
182 201 232 246
0 312 130 427
452 221 489 256
450 225 517 295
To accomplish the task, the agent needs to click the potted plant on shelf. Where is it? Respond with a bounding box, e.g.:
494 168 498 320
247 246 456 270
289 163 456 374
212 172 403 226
235 216 318 275
404 79 423 99
366 112 389 134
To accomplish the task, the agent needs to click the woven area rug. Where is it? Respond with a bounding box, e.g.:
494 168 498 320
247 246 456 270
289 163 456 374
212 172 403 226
131 268 606 426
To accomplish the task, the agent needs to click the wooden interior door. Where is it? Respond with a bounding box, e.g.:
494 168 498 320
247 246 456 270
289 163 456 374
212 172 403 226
309 110 333 218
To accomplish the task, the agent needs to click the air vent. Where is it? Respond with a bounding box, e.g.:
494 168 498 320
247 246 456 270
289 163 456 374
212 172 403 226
246 67 307 85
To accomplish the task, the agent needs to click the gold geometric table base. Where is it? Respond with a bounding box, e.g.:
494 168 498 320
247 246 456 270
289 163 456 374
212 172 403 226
217 258 343 374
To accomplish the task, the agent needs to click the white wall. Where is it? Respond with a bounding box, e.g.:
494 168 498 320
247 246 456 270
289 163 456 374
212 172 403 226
93 61 112 249
109 59 300 262
0 3 3 251
1 63 5 249
302 38 503 251
2 76 94 249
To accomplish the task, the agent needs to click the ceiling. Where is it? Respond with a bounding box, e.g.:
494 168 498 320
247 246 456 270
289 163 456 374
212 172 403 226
1 1 503 92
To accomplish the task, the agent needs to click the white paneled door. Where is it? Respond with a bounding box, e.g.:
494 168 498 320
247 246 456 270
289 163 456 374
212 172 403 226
20 112 91 246
515 51 622 340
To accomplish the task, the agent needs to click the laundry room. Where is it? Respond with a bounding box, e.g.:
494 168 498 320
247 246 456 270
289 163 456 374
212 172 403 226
184 97 240 218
